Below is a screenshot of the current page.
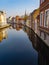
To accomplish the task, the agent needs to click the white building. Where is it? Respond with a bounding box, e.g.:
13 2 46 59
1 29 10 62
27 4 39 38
0 11 7 26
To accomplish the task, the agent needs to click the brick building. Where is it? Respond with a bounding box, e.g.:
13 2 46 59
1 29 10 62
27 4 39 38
40 0 49 29
38 0 49 45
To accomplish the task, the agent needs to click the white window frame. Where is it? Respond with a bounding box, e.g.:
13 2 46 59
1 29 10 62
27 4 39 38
41 0 45 4
45 9 49 28
40 11 44 26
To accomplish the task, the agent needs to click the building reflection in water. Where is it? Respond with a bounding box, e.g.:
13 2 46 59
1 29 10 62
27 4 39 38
5 24 49 65
16 24 22 31
11 23 23 31
22 26 49 65
0 28 8 42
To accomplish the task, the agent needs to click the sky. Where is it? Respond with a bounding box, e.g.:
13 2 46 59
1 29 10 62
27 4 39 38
0 0 40 17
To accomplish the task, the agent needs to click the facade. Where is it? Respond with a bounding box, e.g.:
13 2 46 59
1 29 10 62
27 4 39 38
30 10 36 30
38 0 49 45
26 15 31 28
7 16 12 23
0 11 7 26
18 18 24 25
15 16 19 21
7 16 16 24
15 16 20 24
12 17 15 23
30 8 40 33
40 0 49 28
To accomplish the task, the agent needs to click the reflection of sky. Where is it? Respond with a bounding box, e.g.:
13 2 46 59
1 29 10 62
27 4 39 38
0 28 38 65
0 0 39 17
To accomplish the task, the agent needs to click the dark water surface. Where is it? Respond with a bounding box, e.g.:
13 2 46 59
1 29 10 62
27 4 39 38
0 24 49 65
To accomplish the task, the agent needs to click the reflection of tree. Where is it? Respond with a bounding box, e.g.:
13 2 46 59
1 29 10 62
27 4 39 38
0 29 7 42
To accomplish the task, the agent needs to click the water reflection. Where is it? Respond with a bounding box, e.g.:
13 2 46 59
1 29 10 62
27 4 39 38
22 26 49 65
0 28 7 42
11 23 22 31
16 24 22 31
0 24 49 65
11 24 49 65
12 24 49 65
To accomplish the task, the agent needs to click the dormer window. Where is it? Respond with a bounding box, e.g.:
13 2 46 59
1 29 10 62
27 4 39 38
40 0 45 4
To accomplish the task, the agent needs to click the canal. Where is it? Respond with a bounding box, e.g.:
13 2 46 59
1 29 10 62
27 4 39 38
0 24 49 65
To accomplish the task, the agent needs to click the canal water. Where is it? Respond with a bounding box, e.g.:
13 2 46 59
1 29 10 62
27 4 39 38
0 24 49 65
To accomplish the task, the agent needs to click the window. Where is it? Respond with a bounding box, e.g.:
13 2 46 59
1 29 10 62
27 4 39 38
40 12 44 26
45 9 49 28
41 0 45 4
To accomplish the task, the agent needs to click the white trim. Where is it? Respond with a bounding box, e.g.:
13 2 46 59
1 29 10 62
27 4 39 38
45 9 49 12
40 11 44 26
41 0 45 4
45 9 49 28
44 12 46 27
